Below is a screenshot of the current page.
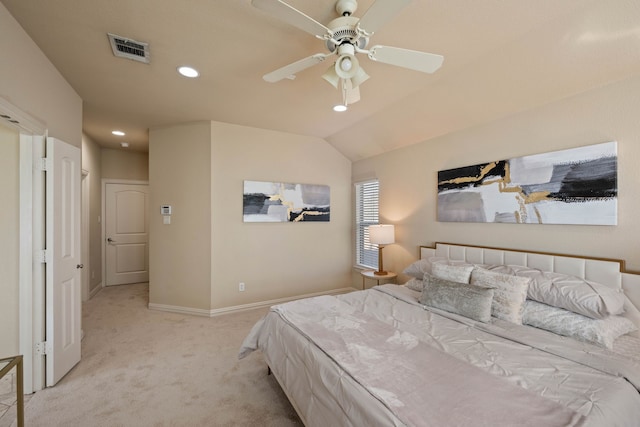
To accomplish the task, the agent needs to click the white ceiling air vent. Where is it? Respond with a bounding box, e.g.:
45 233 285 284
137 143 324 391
107 33 150 63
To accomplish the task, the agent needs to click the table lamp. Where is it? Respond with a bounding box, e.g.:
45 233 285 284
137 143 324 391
368 224 395 276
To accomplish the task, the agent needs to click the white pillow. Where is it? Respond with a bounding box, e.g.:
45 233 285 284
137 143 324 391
405 278 424 292
512 267 625 319
523 300 637 349
470 268 531 324
402 256 449 279
432 262 474 284
482 264 626 320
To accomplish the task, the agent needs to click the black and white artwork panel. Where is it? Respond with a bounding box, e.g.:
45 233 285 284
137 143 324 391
437 141 617 225
243 180 330 223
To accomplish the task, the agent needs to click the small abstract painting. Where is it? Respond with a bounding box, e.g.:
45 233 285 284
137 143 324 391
243 180 330 222
437 141 617 225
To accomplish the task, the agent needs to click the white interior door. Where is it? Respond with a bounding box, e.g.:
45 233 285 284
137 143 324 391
45 137 81 387
105 183 149 286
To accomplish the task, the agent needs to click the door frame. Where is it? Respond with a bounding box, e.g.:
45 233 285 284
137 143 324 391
101 178 149 288
81 170 90 303
19 133 46 394
3 96 48 394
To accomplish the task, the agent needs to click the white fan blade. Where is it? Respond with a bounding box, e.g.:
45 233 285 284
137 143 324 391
345 83 360 105
357 0 412 35
367 45 444 74
263 53 329 83
252 0 331 38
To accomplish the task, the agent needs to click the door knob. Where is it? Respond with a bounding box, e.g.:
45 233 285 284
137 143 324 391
107 237 116 243
76 264 84 269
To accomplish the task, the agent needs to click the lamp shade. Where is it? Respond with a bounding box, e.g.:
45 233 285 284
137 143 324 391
369 224 395 245
322 65 340 88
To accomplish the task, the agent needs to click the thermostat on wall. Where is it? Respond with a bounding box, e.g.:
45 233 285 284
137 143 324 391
160 205 172 215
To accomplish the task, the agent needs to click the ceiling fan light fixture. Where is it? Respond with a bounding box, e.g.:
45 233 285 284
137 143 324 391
322 65 340 88
333 104 348 112
252 0 444 111
350 66 370 88
335 54 359 79
334 43 358 78
340 57 352 72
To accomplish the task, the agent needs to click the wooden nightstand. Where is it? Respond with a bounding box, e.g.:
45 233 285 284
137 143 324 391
361 270 397 290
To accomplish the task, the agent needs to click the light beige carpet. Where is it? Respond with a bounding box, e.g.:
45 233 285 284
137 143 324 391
17 283 302 427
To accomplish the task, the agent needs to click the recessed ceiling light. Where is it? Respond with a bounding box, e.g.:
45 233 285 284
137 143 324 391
178 66 199 78
333 104 347 112
120 142 129 148
112 130 125 136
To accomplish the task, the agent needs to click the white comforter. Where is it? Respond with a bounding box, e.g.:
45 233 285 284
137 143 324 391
240 285 640 427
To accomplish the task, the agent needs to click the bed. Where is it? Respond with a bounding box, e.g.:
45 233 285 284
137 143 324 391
239 243 640 426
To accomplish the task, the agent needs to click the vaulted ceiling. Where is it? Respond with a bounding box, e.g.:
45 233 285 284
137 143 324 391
3 0 640 161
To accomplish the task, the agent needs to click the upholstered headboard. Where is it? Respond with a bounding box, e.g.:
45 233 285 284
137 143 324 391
420 242 640 338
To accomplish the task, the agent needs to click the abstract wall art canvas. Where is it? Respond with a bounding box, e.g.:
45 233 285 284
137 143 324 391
437 141 617 225
243 180 330 222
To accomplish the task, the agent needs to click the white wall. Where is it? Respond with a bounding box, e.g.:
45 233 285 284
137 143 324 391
353 74 640 280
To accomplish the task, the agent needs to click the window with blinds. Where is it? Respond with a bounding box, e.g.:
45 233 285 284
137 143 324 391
355 180 379 269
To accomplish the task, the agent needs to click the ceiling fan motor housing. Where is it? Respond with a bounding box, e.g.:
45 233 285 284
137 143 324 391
325 15 369 52
336 0 358 16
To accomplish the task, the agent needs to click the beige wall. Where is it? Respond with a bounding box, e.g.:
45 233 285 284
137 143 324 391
0 123 20 357
0 3 82 358
0 3 82 147
101 148 149 180
82 134 103 293
149 122 212 310
210 122 352 309
149 120 352 312
79 146 147 295
353 74 640 282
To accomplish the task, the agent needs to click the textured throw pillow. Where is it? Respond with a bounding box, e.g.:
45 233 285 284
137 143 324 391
419 273 495 323
405 278 424 292
511 267 626 319
432 262 474 284
402 257 449 279
470 268 531 324
523 300 637 349
482 264 520 276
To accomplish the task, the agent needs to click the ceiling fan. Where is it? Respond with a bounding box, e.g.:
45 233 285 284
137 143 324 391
251 0 444 109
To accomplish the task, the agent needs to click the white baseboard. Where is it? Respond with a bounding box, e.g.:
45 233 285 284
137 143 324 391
148 287 357 318
147 303 211 317
89 282 103 299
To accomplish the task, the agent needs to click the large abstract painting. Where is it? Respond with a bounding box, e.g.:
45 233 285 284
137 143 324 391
437 141 617 225
243 180 330 222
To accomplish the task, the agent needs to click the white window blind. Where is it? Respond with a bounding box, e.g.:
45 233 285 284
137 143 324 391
355 180 379 269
